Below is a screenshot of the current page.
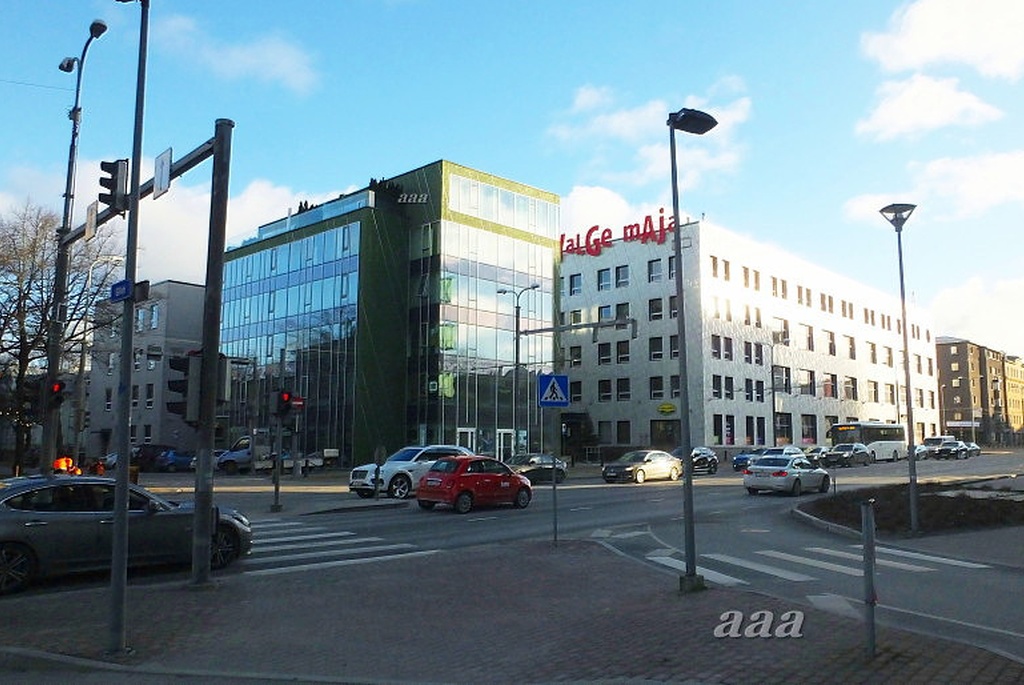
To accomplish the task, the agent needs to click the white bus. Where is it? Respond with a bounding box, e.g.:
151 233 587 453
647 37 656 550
827 421 907 462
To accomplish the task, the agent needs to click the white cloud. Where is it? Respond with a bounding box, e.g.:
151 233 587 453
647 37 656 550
862 0 1024 80
856 74 1003 140
570 85 614 113
930 277 1024 355
155 15 318 95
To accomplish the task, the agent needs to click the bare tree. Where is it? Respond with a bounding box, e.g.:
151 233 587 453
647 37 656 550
0 200 121 472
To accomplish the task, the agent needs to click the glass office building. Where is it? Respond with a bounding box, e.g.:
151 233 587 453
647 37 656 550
220 161 560 465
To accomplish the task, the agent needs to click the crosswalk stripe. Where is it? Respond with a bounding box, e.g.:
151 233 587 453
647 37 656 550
703 553 816 581
244 549 440 576
648 555 748 586
865 546 991 569
757 550 862 576
245 543 416 565
252 531 351 544
806 547 934 571
254 536 382 554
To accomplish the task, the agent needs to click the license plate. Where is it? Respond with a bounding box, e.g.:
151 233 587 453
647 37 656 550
426 478 441 486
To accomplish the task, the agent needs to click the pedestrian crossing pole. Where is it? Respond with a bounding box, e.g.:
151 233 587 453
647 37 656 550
862 499 878 658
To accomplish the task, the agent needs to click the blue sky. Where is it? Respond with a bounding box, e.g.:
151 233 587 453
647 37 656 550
2 0 1022 355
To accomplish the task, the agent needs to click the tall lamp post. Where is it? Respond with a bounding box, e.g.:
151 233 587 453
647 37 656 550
668 106 717 591
880 202 919 534
43 18 108 476
497 284 539 458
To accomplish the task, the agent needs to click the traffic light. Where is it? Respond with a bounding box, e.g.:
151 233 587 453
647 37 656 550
48 380 68 408
98 158 128 214
275 390 293 418
167 352 201 425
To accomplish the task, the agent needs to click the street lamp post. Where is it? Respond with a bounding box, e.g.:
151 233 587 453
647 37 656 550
939 384 946 436
880 202 919 534
668 106 717 592
43 18 107 476
497 284 539 458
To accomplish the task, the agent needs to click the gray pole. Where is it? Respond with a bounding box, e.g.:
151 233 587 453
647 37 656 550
862 499 878 658
110 0 149 655
191 118 233 585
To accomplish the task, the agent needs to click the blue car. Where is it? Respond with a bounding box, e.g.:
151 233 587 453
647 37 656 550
155 449 195 472
731 447 766 472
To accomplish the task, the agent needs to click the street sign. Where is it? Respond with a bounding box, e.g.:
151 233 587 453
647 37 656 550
154 148 172 199
538 374 570 407
291 396 305 410
85 201 98 241
110 279 133 303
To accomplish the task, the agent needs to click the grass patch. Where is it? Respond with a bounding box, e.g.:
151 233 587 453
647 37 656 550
799 481 1024 535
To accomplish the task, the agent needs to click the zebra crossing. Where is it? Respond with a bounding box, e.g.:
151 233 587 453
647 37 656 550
241 518 439 576
593 529 989 587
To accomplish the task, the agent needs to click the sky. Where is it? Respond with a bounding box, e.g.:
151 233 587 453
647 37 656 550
2 0 1023 356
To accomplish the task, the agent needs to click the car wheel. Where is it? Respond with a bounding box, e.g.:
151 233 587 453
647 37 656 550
668 467 680 481
513 488 531 509
167 463 177 473
790 479 803 496
355 490 375 499
746 487 758 496
0 543 37 595
223 461 238 476
388 475 412 499
210 525 240 570
556 470 567 483
819 475 830 493
708 461 718 475
418 500 436 510
634 469 646 484
454 492 473 514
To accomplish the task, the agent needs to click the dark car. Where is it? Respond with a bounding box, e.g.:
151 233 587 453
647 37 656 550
505 453 567 483
416 456 532 514
671 446 720 475
154 449 195 472
0 475 252 595
803 446 829 466
731 447 766 472
819 443 871 468
964 442 981 458
935 440 969 460
603 450 682 484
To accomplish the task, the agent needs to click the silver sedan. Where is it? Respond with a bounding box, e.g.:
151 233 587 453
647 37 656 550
742 456 830 496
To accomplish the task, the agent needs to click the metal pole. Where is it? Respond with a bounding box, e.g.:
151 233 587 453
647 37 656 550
896 228 919 533
110 0 148 655
512 300 520 457
191 118 233 585
861 499 877 658
669 124 702 591
44 20 106 476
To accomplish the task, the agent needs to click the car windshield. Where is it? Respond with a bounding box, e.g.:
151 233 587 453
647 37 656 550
386 447 423 463
832 444 854 452
762 448 786 456
755 457 790 468
617 452 649 463
923 437 945 446
428 458 459 473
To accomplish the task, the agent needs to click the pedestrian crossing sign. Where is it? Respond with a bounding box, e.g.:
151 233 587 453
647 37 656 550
538 374 570 407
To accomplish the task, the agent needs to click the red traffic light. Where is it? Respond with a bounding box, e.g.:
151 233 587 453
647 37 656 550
50 381 66 394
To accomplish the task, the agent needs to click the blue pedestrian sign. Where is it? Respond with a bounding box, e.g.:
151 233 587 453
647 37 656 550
110 279 133 303
538 374 570 407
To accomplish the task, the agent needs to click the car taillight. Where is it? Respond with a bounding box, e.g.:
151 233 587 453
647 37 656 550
771 470 789 477
742 469 753 475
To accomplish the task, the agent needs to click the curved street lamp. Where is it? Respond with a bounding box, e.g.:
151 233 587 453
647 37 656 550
668 106 717 591
497 284 539 458
42 18 108 476
880 202 919 534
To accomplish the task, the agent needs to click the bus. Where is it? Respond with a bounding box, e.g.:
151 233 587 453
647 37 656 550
827 421 906 462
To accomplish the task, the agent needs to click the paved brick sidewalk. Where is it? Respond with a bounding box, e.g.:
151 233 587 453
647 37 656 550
2 539 1022 684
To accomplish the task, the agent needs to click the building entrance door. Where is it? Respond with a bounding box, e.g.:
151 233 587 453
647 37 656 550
457 427 476 452
496 429 514 462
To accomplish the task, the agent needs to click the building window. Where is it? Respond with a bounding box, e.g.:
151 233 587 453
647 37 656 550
723 336 734 361
615 265 630 287
669 335 679 359
105 388 112 411
615 302 629 329
712 375 722 399
598 380 612 402
598 305 612 322
597 343 611 365
755 380 765 403
616 340 630 364
800 324 814 351
649 337 664 361
145 383 154 409
669 295 678 319
569 346 582 367
649 376 664 400
149 304 160 330
616 378 631 401
131 384 139 408
868 380 879 402
724 376 734 400
647 259 662 283
616 420 631 444
825 331 836 356
711 335 722 359
801 415 817 444
648 298 663 321
798 369 815 395
597 268 611 291
843 377 858 400
823 374 837 398
570 310 582 325
744 378 754 401
886 383 896 404
845 335 856 360
569 381 582 402
143 424 152 443
598 421 612 443
671 374 680 398
569 273 582 296
754 343 764 366
885 346 894 367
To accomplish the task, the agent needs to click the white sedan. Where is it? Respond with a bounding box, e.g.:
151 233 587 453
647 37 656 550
743 455 830 496
348 445 473 499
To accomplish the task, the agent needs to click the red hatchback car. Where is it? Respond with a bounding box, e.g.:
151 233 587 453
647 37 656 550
416 456 532 514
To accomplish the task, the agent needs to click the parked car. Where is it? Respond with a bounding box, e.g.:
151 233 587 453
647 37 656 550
919 435 955 460
602 450 682 484
349 445 474 499
819 443 871 468
505 453 567 483
0 475 252 595
155 449 195 472
416 456 532 514
935 440 969 460
964 441 981 458
730 447 766 472
743 455 830 496
104 444 177 471
670 446 720 475
803 446 829 466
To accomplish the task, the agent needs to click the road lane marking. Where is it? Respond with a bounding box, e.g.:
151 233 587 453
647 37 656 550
254 536 382 553
244 549 440 576
806 547 935 572
757 550 862 576
703 553 816 581
857 546 991 569
245 543 416 564
252 531 354 544
648 556 748 586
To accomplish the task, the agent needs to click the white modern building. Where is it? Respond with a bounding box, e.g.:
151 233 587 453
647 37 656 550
557 214 939 460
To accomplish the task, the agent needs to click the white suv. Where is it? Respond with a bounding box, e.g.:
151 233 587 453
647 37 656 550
348 445 473 499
